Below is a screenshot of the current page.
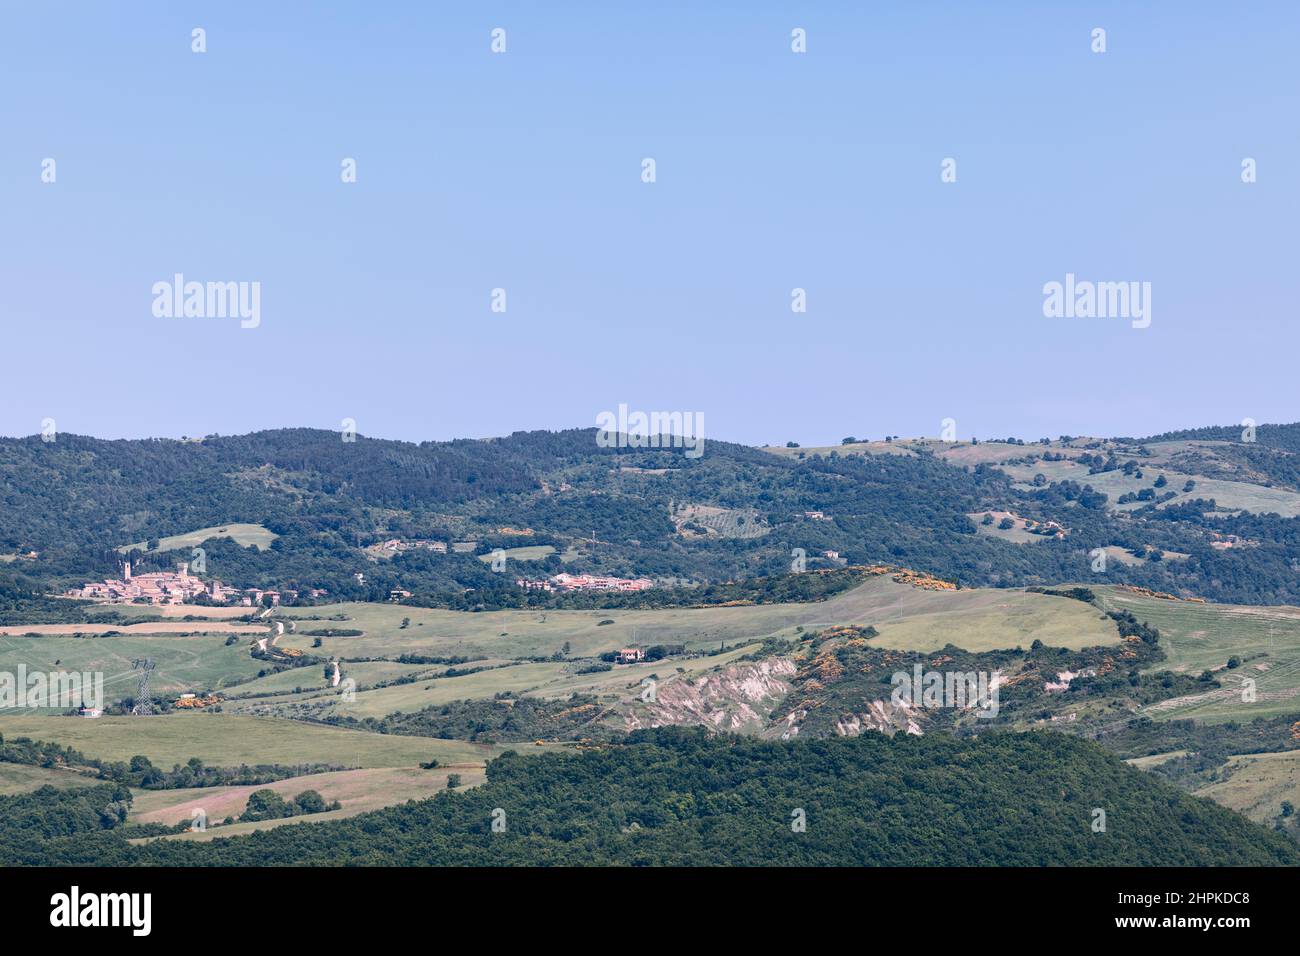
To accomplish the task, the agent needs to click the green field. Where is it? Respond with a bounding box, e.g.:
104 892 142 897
776 436 1300 519
277 577 1119 662
1000 458 1300 517
0 713 513 768
0 622 265 636
233 644 762 720
1193 750 1300 826
1096 586 1300 723
0 761 99 795
117 522 278 554
766 438 1036 466
225 578 1118 722
1097 545 1188 567
221 660 441 698
1124 750 1190 770
864 587 1117 653
477 545 556 563
671 504 770 539
0 578 1119 730
968 511 1045 544
0 632 266 702
128 765 487 841
81 604 255 621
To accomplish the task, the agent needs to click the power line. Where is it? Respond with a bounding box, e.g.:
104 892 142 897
131 658 155 715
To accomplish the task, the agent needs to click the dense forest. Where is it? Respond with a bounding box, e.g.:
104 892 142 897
1140 422 1300 452
328 693 623 743
7 729 1296 866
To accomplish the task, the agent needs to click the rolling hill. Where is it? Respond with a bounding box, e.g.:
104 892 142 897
6 421 1300 865
6 423 1300 615
8 729 1295 866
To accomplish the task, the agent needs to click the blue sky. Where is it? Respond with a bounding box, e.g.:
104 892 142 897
3 2 1296 446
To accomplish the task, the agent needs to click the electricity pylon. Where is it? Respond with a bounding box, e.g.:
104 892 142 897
131 658 156 715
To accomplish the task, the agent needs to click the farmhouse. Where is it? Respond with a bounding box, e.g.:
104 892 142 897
1025 519 1068 539
616 648 646 663
516 577 554 592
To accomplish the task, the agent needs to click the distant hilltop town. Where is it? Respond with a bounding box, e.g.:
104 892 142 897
66 561 326 607
516 572 653 593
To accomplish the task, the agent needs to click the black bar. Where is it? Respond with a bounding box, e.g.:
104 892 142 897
1 866 1284 941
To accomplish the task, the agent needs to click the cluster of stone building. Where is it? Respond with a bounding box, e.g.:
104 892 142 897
66 561 325 607
515 572 654 593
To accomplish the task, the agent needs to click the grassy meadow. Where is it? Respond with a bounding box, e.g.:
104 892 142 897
117 522 278 554
0 712 514 768
0 632 266 702
1096 586 1300 723
275 576 1119 663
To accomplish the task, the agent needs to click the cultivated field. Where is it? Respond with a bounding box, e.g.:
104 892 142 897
1124 751 1191 770
276 577 1118 662
207 579 1120 723
0 622 266 636
220 660 443 698
0 632 266 701
1193 750 1300 826
231 644 762 720
862 587 1117 652
99 604 255 620
1000 458 1300 517
0 762 99 795
1096 586 1300 723
477 545 556 563
128 765 486 838
765 437 1300 517
0 713 512 767
671 503 770 539
3 578 1122 727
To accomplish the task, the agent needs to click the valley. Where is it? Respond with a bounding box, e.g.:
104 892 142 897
4 423 1300 862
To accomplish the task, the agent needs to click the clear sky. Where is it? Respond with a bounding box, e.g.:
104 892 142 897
3 2 1296 447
